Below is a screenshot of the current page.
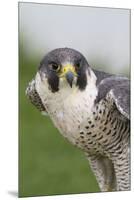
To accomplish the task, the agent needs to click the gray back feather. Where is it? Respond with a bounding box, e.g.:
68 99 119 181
94 70 130 120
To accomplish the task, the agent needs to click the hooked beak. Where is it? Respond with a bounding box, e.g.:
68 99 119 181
60 64 77 87
65 72 74 88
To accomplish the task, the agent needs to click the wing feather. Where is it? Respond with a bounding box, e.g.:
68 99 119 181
109 82 130 119
26 79 47 114
95 73 130 120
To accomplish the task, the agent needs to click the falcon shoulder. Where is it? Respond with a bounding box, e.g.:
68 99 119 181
26 79 47 115
94 70 130 120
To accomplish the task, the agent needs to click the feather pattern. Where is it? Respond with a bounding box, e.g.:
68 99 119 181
26 79 47 114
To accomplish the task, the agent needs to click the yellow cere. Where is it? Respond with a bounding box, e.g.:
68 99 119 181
59 64 77 77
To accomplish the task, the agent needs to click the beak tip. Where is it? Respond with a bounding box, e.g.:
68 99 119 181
65 72 74 88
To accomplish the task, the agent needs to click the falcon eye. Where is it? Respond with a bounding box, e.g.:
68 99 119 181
75 62 81 70
50 63 60 72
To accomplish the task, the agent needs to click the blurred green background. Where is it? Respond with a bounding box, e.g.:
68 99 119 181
19 3 130 198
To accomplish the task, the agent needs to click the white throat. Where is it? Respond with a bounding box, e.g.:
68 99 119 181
35 69 98 142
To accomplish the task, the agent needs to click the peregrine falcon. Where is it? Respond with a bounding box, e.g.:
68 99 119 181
26 48 130 192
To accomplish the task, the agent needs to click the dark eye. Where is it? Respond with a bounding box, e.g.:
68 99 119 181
75 62 81 70
50 63 60 72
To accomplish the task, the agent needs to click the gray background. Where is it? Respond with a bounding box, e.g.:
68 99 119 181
20 3 130 75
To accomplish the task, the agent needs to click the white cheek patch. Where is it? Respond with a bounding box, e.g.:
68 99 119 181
35 72 50 99
59 76 77 89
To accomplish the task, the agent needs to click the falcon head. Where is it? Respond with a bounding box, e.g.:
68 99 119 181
38 48 91 93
